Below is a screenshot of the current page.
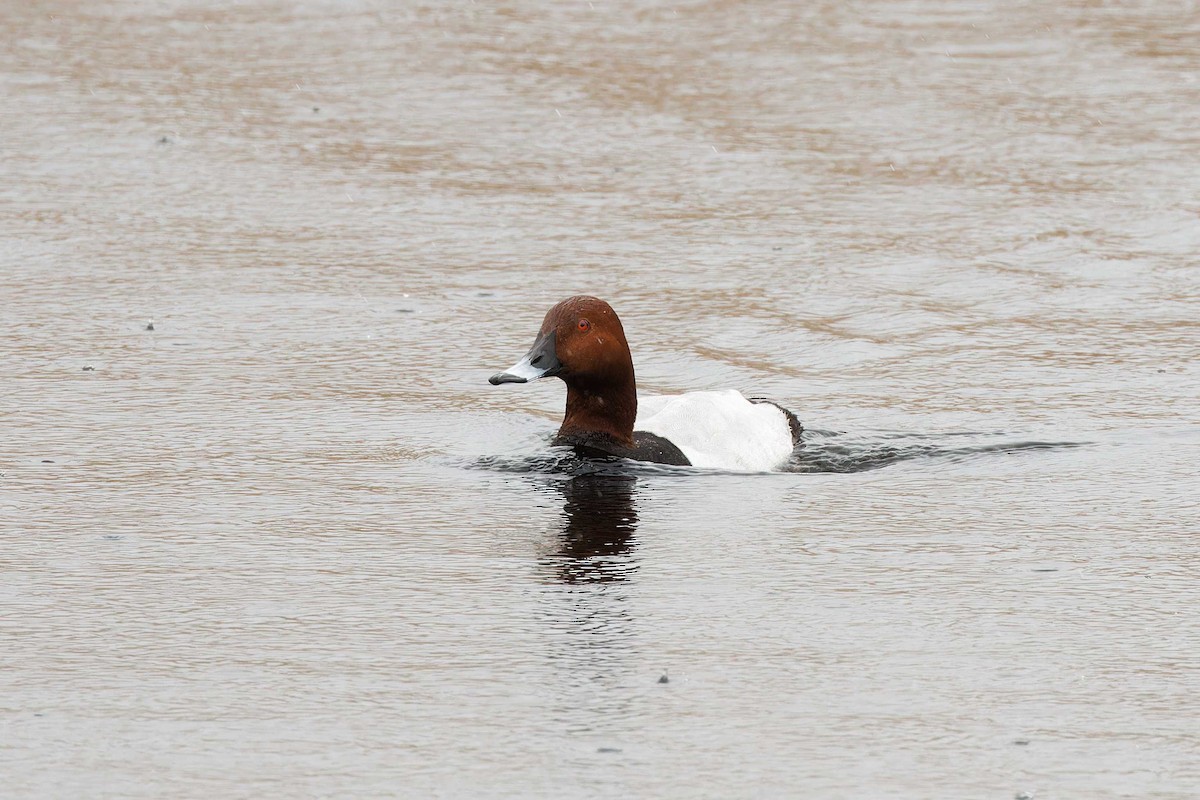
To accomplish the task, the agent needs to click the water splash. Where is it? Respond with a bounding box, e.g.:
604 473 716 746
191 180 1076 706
469 432 1087 476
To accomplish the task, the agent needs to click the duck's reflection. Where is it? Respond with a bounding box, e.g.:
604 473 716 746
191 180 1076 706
535 472 643 732
548 473 639 584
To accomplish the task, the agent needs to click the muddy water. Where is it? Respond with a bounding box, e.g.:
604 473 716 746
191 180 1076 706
3 1 1199 797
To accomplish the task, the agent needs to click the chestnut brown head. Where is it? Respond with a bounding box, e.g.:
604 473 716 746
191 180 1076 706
489 296 633 388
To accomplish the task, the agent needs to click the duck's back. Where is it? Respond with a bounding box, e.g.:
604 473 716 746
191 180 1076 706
634 389 798 471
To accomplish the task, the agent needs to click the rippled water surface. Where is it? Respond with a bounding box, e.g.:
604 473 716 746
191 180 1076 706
3 1 1199 797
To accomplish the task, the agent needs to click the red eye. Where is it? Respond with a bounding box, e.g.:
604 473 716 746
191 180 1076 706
577 319 591 332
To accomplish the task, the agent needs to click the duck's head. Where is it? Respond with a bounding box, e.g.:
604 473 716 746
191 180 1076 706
489 295 634 390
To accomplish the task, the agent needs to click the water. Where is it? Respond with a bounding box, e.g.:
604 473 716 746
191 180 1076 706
2 1 1198 797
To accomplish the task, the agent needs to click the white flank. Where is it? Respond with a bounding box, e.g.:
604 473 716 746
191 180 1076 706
634 389 795 471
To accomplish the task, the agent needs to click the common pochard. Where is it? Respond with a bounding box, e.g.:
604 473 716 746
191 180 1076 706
489 296 803 471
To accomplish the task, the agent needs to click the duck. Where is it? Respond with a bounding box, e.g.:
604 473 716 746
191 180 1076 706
488 296 803 471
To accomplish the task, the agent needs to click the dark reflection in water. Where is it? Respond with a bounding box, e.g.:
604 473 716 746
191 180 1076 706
535 475 643 714
544 474 640 584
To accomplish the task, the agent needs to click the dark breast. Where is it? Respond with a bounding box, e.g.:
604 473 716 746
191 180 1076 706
627 431 691 466
555 430 691 466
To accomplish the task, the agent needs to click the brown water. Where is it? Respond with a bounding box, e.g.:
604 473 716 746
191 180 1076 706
3 1 1199 797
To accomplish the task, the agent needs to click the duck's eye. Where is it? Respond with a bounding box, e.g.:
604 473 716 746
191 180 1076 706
577 319 591 332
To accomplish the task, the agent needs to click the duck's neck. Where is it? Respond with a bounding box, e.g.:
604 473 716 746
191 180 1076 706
558 374 637 449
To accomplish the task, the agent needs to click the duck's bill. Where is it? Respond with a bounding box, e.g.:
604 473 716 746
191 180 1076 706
489 331 560 385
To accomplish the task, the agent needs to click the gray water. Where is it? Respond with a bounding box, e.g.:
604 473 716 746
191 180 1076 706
2 1 1199 797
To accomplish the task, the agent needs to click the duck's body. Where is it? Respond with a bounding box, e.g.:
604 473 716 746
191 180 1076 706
635 390 800 471
489 296 802 471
